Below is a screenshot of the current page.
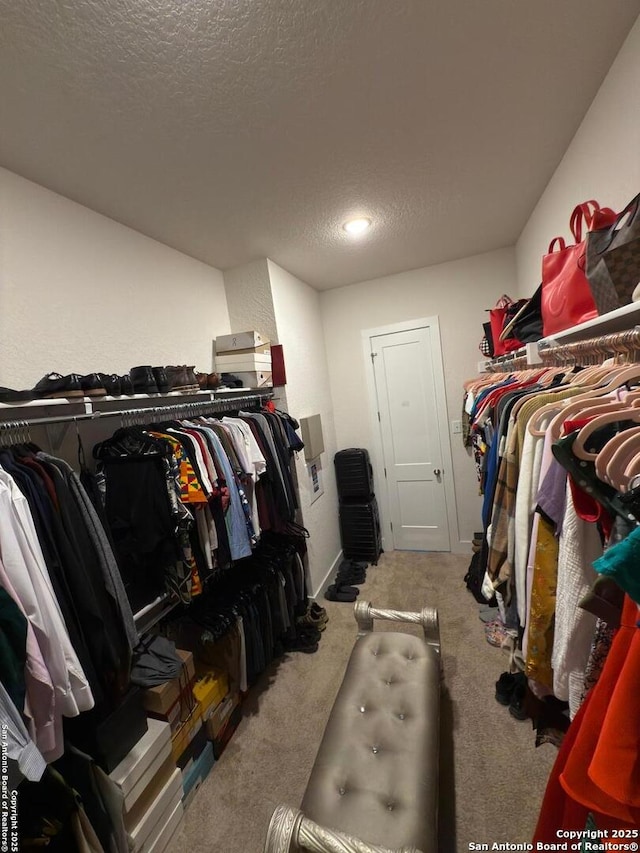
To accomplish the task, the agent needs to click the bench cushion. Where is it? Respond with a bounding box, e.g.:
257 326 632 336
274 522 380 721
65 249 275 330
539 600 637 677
301 631 440 852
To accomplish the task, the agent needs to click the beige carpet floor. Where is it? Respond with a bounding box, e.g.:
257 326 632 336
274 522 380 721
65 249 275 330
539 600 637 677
167 551 556 853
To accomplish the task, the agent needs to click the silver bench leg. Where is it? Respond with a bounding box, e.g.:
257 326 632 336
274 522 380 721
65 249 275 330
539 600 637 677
353 601 440 658
264 804 425 853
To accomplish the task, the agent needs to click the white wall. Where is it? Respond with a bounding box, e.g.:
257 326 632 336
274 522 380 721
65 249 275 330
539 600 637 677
0 168 229 388
516 16 640 298
268 260 342 595
320 248 517 548
223 259 278 345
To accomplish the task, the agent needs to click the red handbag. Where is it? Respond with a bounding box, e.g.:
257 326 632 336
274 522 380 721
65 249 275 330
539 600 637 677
489 295 522 357
541 201 617 337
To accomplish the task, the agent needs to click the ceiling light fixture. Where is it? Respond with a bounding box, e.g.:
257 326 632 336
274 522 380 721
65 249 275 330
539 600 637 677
343 217 372 236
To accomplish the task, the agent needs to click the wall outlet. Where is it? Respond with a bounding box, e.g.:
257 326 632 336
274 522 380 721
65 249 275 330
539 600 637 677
451 420 462 434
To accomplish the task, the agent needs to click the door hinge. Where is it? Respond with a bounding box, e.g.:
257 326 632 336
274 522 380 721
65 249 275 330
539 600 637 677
384 467 387 478
377 411 381 422
390 521 393 531
371 351 378 361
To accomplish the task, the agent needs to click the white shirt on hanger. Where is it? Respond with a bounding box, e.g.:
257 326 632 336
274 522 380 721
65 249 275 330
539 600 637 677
0 468 94 760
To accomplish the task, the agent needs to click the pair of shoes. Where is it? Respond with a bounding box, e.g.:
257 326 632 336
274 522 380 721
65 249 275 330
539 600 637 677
130 366 171 394
220 373 243 388
285 625 321 654
336 565 366 584
495 671 525 704
166 365 199 392
495 671 529 720
485 619 509 648
297 602 329 632
129 365 199 394
33 373 86 399
325 584 360 602
196 372 221 391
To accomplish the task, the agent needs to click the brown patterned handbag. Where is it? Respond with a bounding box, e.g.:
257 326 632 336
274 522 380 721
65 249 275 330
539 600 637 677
585 194 640 313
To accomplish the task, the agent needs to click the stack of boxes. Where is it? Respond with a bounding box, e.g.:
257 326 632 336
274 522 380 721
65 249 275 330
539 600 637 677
139 645 242 812
215 331 272 387
109 718 183 853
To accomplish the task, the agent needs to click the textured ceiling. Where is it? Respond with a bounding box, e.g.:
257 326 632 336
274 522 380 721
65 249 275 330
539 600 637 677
1 1 639 289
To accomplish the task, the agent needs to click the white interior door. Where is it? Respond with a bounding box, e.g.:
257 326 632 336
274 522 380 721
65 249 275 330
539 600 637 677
371 325 450 551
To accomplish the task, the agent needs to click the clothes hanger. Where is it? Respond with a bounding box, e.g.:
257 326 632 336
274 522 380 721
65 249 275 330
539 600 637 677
528 367 640 439
618 450 640 491
595 426 640 485
571 408 640 461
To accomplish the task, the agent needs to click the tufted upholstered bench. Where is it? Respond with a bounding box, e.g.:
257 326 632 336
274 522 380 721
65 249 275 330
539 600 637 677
264 601 441 853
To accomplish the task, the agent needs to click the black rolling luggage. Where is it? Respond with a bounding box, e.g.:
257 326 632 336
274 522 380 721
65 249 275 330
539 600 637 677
334 448 374 501
339 497 383 565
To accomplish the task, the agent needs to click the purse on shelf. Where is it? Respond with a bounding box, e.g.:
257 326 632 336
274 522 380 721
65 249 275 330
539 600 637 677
499 284 543 344
585 193 640 313
541 200 617 337
489 295 525 357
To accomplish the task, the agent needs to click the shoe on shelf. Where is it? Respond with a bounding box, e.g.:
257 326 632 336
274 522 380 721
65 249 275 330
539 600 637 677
196 372 209 391
220 373 243 388
130 366 159 395
166 365 197 392
120 374 134 395
0 385 34 403
33 373 84 399
152 367 170 394
80 374 107 397
96 374 122 396
208 372 221 390
185 366 199 390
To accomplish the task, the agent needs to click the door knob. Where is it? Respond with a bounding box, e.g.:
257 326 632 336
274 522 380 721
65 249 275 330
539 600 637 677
434 468 441 477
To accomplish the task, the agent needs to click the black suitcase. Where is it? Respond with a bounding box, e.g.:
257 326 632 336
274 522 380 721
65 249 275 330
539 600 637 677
339 498 383 565
334 448 374 501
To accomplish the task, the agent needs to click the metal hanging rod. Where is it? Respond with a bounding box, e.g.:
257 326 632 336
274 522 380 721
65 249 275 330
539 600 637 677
539 326 640 365
0 392 272 430
488 326 640 372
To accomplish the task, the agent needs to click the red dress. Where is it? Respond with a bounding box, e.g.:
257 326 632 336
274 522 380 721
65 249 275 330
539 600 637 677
534 595 640 839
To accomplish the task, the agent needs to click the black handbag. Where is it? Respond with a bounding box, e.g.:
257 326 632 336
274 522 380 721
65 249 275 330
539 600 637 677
501 285 543 344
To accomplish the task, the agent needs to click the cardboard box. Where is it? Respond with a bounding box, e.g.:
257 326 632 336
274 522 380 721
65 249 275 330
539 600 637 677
216 353 272 372
230 370 272 388
170 703 203 764
193 667 229 722
67 686 148 774
221 342 271 356
203 692 239 741
124 755 176 830
142 649 195 716
126 765 182 851
146 799 183 853
216 331 267 352
182 742 215 809
212 703 242 760
110 718 172 812
176 724 208 773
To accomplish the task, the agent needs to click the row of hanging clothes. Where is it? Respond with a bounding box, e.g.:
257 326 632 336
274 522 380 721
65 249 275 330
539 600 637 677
92 404 304 612
462 328 640 837
0 395 311 851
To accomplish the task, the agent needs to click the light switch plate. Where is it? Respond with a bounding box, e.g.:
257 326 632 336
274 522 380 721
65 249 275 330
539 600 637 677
451 420 462 434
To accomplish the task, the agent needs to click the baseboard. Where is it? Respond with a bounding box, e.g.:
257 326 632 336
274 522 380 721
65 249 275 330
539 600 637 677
310 550 343 600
